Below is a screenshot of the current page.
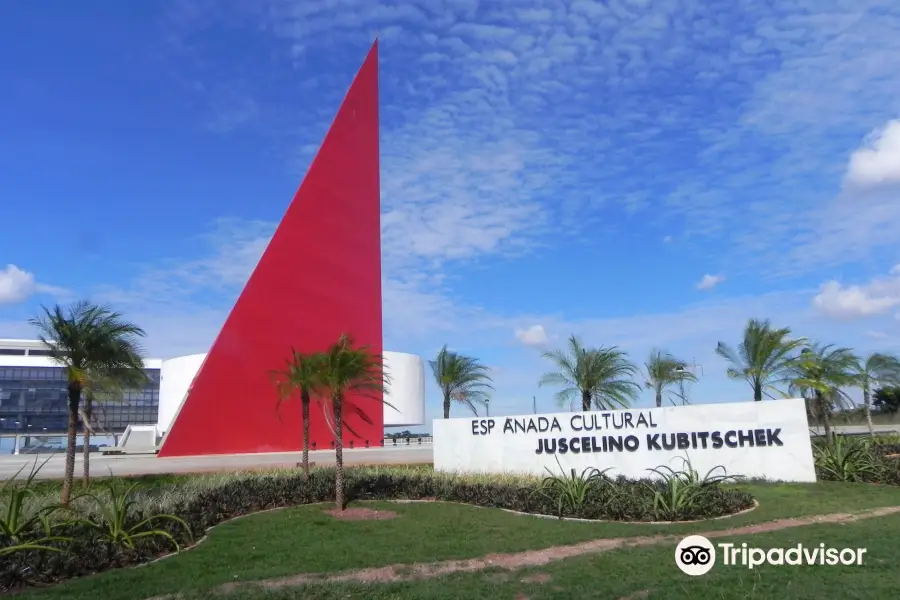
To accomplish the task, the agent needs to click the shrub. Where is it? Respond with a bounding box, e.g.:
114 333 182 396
814 435 900 485
814 436 883 483
871 443 900 458
530 456 615 518
1 463 754 592
0 458 71 559
65 479 193 552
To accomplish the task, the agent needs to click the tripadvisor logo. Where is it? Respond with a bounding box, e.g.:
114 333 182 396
675 535 867 576
675 535 716 576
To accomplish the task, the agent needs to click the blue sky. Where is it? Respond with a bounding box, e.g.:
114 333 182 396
2 0 900 428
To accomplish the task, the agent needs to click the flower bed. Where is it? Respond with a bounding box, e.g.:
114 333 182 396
1 464 754 592
814 436 900 485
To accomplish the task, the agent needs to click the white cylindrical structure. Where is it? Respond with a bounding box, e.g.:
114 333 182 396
157 350 425 432
158 354 207 433
382 351 426 427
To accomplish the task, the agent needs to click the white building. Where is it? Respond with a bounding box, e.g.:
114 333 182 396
0 339 425 436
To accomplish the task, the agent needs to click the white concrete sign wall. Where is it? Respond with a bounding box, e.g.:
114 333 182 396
433 398 817 483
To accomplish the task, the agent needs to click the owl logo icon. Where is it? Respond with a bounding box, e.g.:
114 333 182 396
675 535 716 576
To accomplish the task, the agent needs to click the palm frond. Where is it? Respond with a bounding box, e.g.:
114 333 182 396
539 334 639 410
430 344 494 414
715 318 805 400
644 348 698 405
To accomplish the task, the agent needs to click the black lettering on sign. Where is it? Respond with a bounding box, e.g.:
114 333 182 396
529 426 789 454
504 416 562 434
724 431 738 447
754 429 767 446
471 419 495 436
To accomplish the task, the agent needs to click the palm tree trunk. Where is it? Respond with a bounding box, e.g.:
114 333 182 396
443 393 451 419
62 382 81 505
863 384 875 438
753 382 762 402
301 388 310 480
816 391 834 446
581 390 591 412
655 389 662 408
333 395 345 510
82 395 92 486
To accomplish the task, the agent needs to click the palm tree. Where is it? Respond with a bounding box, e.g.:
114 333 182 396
539 335 641 411
788 343 859 446
271 348 321 479
644 349 698 408
314 334 392 510
81 366 149 485
855 353 900 437
429 345 493 418
715 318 806 401
29 301 146 504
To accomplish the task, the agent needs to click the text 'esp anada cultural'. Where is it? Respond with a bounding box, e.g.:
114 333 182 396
469 412 785 455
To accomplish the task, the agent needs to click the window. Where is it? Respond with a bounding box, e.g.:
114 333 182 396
0 349 26 356
0 365 160 432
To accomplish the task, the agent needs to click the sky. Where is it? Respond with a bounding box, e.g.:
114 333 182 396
2 0 900 430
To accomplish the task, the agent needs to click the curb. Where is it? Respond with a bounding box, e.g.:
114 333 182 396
388 498 760 525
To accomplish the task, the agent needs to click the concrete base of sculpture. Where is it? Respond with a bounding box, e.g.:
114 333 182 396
99 424 160 455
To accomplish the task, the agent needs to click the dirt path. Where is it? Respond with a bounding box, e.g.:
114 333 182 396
145 505 900 599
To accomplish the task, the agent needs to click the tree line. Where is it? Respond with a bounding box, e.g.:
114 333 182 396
431 318 900 447
26 300 900 508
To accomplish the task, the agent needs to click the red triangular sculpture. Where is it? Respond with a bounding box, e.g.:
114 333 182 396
158 41 383 457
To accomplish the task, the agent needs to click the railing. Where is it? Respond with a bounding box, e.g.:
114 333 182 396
2 434 436 455
308 437 434 451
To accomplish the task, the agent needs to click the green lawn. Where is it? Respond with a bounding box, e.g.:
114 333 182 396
18 482 900 600
205 512 900 600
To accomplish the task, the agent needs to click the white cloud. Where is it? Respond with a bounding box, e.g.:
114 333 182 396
155 1 900 286
77 1 900 390
812 266 900 320
514 324 548 347
845 120 900 189
0 265 35 304
656 7 900 277
866 330 889 339
696 274 725 290
0 264 66 304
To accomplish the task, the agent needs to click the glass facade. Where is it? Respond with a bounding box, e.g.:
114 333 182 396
0 366 160 433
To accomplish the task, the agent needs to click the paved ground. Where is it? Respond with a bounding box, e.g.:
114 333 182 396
0 445 434 480
810 425 899 436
